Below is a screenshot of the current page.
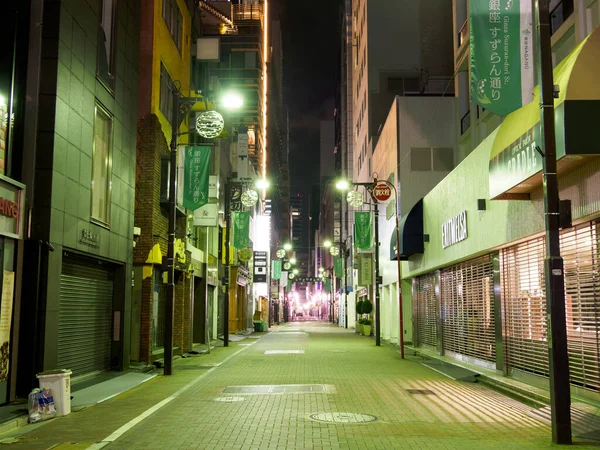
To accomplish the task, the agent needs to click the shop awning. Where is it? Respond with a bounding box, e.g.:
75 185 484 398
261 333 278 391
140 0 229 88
391 199 424 261
489 26 600 200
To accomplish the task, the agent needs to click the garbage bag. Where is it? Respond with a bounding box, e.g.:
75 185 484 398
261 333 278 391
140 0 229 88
28 388 57 423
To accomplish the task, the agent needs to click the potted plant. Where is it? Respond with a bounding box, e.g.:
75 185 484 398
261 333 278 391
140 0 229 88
356 300 364 333
362 318 372 336
357 318 365 335
362 300 373 336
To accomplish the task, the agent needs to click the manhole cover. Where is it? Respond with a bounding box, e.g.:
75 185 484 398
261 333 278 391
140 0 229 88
308 412 378 424
214 396 245 402
406 389 436 395
264 350 304 354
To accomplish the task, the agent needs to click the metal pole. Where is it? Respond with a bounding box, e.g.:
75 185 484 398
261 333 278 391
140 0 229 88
223 180 231 347
537 1 571 444
344 244 348 328
374 206 381 346
165 89 179 375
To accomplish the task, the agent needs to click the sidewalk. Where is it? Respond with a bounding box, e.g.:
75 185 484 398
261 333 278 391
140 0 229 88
1 323 598 449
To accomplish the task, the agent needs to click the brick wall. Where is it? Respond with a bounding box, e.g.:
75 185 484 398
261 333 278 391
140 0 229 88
134 113 192 362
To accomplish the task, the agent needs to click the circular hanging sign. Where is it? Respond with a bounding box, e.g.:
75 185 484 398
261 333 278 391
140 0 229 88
241 189 259 207
196 111 224 139
276 249 286 259
289 272 295 279
373 181 392 203
283 262 292 270
347 190 364 208
329 246 340 256
238 248 252 262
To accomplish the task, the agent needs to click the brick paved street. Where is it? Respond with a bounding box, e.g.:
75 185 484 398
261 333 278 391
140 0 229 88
4 322 599 449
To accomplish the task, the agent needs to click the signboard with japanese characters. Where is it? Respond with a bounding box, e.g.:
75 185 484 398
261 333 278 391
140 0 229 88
253 251 268 283
469 0 534 116
182 146 211 211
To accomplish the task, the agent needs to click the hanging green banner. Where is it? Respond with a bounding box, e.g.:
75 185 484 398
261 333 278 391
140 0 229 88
183 145 211 211
334 258 343 278
325 278 332 294
469 0 534 117
233 211 250 249
354 212 372 250
272 260 282 280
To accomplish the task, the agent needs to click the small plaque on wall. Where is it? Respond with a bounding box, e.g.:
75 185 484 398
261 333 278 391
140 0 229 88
80 228 100 247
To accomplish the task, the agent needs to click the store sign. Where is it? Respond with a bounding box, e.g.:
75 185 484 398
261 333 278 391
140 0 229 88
293 277 323 283
253 251 268 283
237 132 249 157
358 252 373 286
0 177 25 240
442 211 468 249
80 228 100 247
372 181 392 202
208 175 219 199
193 203 218 227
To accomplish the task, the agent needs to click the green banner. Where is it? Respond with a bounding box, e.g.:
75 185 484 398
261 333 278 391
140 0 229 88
325 279 331 294
272 260 282 280
469 0 534 117
183 145 211 211
233 211 250 249
354 212 372 250
334 258 343 278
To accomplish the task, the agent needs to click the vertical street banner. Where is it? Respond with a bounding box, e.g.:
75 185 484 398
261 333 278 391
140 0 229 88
358 252 373 286
182 145 211 211
354 211 372 250
469 0 534 117
334 258 343 278
272 259 282 280
325 278 332 294
233 211 250 249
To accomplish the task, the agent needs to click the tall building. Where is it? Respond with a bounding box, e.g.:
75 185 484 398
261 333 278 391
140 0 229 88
132 0 200 365
14 0 141 398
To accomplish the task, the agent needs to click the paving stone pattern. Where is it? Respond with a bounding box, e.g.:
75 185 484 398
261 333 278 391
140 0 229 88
9 322 599 449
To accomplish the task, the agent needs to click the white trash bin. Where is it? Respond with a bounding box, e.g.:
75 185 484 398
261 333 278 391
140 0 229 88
36 369 72 416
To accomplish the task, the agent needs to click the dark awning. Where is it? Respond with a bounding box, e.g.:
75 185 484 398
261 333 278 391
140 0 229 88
390 199 424 261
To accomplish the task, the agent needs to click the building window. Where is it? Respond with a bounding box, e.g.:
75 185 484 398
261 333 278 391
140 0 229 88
91 104 113 225
97 0 117 90
159 63 174 122
550 0 574 35
411 147 455 172
162 0 183 52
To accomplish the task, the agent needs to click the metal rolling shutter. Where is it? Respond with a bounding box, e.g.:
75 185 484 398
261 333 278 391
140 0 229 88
58 256 114 377
440 254 495 363
501 221 600 392
501 236 548 377
562 222 600 391
415 272 437 348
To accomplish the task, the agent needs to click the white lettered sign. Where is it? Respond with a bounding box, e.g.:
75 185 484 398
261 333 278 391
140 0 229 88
442 211 468 249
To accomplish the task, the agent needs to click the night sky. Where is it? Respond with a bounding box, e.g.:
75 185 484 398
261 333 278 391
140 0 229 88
279 0 342 194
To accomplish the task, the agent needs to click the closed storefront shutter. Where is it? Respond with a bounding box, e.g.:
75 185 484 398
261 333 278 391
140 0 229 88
440 254 495 363
414 272 437 348
501 236 548 377
58 255 114 377
501 221 600 392
562 222 600 391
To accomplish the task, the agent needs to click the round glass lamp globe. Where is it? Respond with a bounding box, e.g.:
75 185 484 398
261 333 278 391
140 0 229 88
196 111 224 139
347 190 364 208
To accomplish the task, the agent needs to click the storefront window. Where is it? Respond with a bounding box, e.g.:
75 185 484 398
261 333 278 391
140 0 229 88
91 104 113 225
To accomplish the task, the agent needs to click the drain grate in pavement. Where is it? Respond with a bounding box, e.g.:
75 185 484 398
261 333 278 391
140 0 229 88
222 384 336 395
214 396 245 402
406 389 437 395
264 350 304 354
308 412 379 424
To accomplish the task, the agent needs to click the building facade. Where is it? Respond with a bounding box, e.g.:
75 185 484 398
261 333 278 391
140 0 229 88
16 0 141 396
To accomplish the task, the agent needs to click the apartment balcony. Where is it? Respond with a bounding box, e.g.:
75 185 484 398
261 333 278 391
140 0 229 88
233 4 263 27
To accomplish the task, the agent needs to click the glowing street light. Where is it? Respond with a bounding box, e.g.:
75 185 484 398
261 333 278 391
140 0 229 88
293 269 299 275
318 267 324 273
283 243 292 251
335 179 350 191
290 258 297 265
221 92 243 109
255 178 269 190
323 240 332 248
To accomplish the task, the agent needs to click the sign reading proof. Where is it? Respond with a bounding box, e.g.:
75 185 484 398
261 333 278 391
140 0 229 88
442 211 468 249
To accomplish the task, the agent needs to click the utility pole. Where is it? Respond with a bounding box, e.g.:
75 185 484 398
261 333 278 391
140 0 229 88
223 179 231 347
536 1 571 444
372 183 381 347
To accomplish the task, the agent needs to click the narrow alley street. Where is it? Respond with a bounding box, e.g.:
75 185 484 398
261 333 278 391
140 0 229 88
3 322 598 449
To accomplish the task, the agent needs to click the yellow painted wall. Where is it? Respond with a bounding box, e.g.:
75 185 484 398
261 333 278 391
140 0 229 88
151 0 192 145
